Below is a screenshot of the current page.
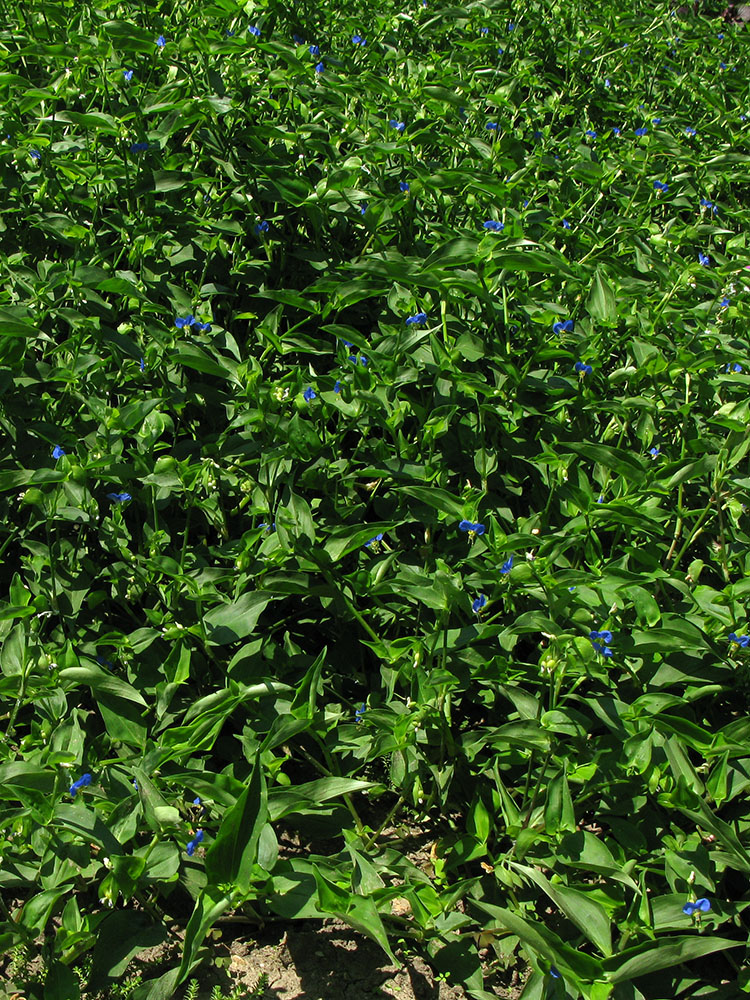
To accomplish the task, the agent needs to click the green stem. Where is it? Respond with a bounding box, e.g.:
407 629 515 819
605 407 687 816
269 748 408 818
668 499 714 573
362 795 405 851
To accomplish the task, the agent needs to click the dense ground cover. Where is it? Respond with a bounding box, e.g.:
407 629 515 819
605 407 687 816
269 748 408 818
1 0 750 997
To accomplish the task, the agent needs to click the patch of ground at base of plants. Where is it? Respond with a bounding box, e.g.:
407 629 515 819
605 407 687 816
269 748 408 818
161 918 527 1000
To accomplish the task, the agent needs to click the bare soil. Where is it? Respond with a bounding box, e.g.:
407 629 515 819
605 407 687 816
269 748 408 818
145 917 526 1000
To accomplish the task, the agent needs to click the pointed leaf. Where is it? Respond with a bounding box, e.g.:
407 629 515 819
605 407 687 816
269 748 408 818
204 753 268 894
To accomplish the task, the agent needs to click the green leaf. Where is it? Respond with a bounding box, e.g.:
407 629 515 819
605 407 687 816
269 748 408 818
0 468 65 491
102 20 160 53
132 768 175 834
556 831 639 890
544 763 577 835
604 936 742 983
176 886 232 985
204 753 268 894
289 648 326 720
470 900 602 983
324 524 395 562
203 592 275 644
556 442 646 483
131 967 181 1000
396 485 465 518
44 960 81 1000
586 269 618 325
312 866 398 965
88 911 166 990
59 665 148 706
511 863 612 956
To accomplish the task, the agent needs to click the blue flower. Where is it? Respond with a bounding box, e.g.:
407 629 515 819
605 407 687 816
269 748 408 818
485 122 499 130
248 25 261 36
683 898 711 915
480 27 488 34
634 127 648 137
133 779 138 790
156 35 166 48
562 219 571 229
405 312 427 326
483 220 504 232
123 69 133 82
472 594 487 613
255 220 269 234
720 296 730 308
355 702 366 721
96 655 113 669
699 252 710 266
653 117 661 125
389 120 405 132
653 180 668 193
589 630 611 654
553 319 574 335
725 362 742 373
186 829 204 856
70 773 92 797
585 129 597 139
303 387 317 402
334 380 342 393
685 126 696 136
175 315 211 332
649 447 660 459
352 34 366 45
497 47 504 55
140 357 145 371
604 78 611 88
550 966 561 979
612 127 621 136
399 181 410 192
360 203 367 215
575 361 593 375
364 533 383 547
729 632 750 647
293 34 305 44
52 445 66 459
501 556 513 574
315 62 324 73
718 32 724 39
523 198 529 208
720 61 727 70
30 148 41 160
459 520 485 536
130 141 149 153
508 22 515 31
597 495 604 503
107 492 132 503
309 44 319 55
193 797 201 806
